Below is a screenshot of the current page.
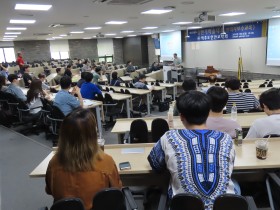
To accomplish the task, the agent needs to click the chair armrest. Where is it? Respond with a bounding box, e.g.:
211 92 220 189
245 196 258 210
122 187 138 210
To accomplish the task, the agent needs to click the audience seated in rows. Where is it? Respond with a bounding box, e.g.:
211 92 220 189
22 65 33 88
5 74 27 101
53 68 63 85
148 90 238 210
206 86 241 138
246 88 280 138
80 72 102 100
0 75 7 91
150 62 160 72
225 78 260 113
45 108 122 210
110 72 121 87
64 65 72 78
54 76 83 116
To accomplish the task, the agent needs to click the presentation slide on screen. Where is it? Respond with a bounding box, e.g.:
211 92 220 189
160 31 181 61
267 18 280 66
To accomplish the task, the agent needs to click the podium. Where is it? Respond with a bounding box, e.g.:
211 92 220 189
162 61 182 82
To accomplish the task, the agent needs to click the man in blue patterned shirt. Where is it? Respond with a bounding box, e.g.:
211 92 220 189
148 91 237 210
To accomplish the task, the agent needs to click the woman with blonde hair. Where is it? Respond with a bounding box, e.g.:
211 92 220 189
45 108 122 210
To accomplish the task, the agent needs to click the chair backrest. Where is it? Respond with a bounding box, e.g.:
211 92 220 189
267 83 273 87
109 87 115 92
92 188 126 210
129 83 135 88
104 93 115 104
120 89 125 94
50 105 65 119
95 93 104 102
124 89 131 94
130 119 148 143
125 83 129 88
106 87 110 92
263 134 280 138
243 84 249 88
244 89 251 93
213 194 248 210
41 98 53 112
259 84 266 88
215 83 220 86
170 193 204 210
151 118 169 142
50 198 85 210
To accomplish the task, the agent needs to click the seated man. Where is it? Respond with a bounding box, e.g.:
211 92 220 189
226 78 260 113
206 86 241 138
133 74 149 90
5 74 27 101
80 72 102 100
246 88 280 138
0 64 9 80
110 71 121 87
77 72 87 88
201 75 217 93
64 65 72 78
92 67 102 84
126 61 135 73
54 76 83 116
53 68 63 85
148 91 237 209
22 65 33 87
38 73 58 90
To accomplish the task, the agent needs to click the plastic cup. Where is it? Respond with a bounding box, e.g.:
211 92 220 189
98 138 105 151
255 140 268 160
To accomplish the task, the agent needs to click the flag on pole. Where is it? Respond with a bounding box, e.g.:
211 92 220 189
238 47 243 80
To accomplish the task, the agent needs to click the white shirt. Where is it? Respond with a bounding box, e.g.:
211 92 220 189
245 114 280 138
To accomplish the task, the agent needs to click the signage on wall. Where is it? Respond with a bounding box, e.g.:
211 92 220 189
187 21 267 42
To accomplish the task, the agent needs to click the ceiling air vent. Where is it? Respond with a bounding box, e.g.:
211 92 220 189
93 0 152 5
48 24 77 28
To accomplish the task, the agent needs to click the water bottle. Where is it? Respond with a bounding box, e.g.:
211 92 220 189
231 103 237 121
167 103 174 129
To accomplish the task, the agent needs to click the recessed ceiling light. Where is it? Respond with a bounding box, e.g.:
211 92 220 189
84 27 102 30
15 4 52 11
4 35 17 38
141 9 172 15
70 31 84 34
3 38 15 40
7 27 27 30
83 37 91 39
121 31 134 33
272 15 280 18
92 36 97 38
127 35 137 37
143 32 153 35
5 32 21 34
161 30 175 33
59 34 67 37
219 12 246 16
115 37 123 38
105 21 127 25
172 22 192 25
142 27 158 30
46 38 55 40
105 33 116 36
52 37 63 39
188 26 202 29
223 21 240 25
10 19 36 24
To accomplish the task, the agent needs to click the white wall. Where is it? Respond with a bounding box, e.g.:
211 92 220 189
49 40 69 52
97 39 113 56
184 37 280 75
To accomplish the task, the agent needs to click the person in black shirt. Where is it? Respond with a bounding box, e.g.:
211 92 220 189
64 65 72 78
22 65 33 87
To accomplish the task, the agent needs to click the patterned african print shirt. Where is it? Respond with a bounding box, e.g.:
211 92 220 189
148 129 236 210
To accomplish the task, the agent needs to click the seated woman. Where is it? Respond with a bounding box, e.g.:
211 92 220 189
110 71 121 86
45 108 122 210
27 79 50 114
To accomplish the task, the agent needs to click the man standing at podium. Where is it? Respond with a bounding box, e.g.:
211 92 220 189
173 53 181 66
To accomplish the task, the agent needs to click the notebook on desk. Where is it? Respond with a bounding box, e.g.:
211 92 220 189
121 148 145 154
83 99 95 106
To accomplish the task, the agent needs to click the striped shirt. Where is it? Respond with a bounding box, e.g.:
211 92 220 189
226 92 260 113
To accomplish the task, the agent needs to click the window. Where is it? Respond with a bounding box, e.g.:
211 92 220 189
0 48 16 63
50 40 69 60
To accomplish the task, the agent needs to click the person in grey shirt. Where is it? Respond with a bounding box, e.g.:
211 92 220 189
173 53 181 66
133 74 149 90
5 74 27 101
126 61 135 73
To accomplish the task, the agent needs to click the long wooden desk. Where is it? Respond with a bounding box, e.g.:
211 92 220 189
30 139 280 186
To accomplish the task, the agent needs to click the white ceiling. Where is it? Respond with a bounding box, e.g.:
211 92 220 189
1 0 280 41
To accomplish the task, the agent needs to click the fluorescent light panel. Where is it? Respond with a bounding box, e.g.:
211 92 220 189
223 21 240 25
141 9 172 15
5 32 21 34
84 27 102 30
142 27 158 29
52 37 63 39
188 26 202 29
121 31 134 33
10 19 36 24
105 21 127 25
83 37 91 39
59 34 67 37
219 12 246 16
115 37 123 38
272 15 280 18
143 32 153 35
172 22 192 25
3 38 15 40
161 30 175 32
7 27 27 30
127 35 137 37
70 31 84 34
15 4 52 11
105 33 116 36
4 35 17 38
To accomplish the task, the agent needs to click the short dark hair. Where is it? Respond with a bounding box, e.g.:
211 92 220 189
23 65 29 71
182 78 196 91
66 65 72 69
174 53 177 56
112 71 118 80
208 75 217 84
56 68 61 73
176 91 210 125
226 78 241 90
259 88 280 110
127 61 131 65
38 73 46 79
84 72 93 82
8 74 18 83
81 72 87 79
60 76 72 89
95 67 102 73
139 74 146 80
207 86 228 113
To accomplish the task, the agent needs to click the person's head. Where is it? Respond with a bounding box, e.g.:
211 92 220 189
0 75 6 89
225 78 241 91
127 61 132 66
173 53 177 58
84 72 93 82
206 86 228 113
209 75 217 84
78 59 81 64
138 74 146 83
8 74 18 84
27 79 43 103
84 59 88 65
259 88 280 115
182 78 196 92
66 65 72 70
17 52 22 57
81 72 87 80
56 68 61 74
57 108 102 172
112 71 118 80
38 73 46 82
1 64 8 69
176 91 210 126
23 65 29 73
95 66 102 74
60 76 72 89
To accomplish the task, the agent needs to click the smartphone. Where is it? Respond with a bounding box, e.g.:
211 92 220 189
119 161 131 170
